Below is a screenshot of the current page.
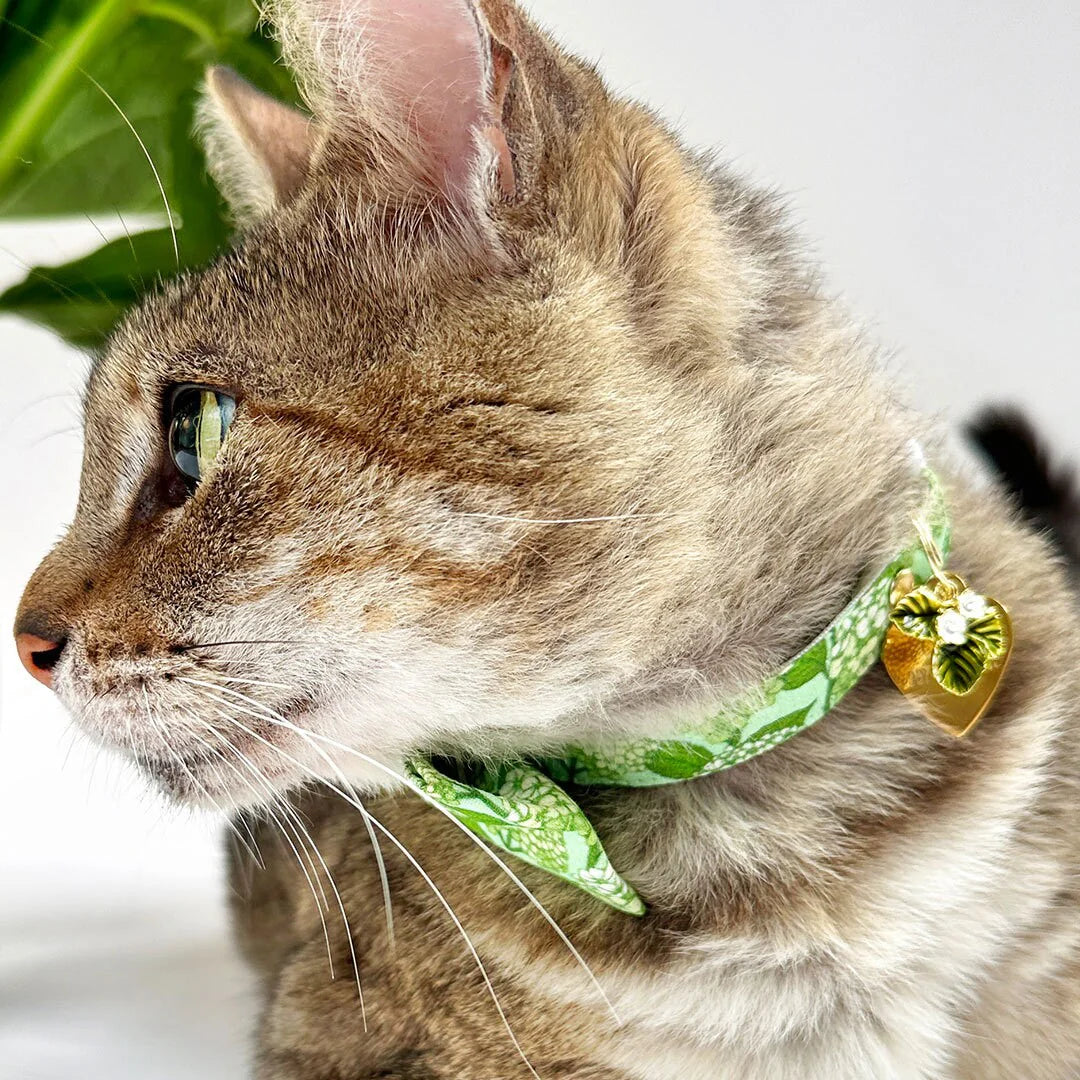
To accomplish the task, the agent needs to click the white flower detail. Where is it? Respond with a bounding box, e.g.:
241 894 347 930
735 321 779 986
957 589 989 619
936 608 968 645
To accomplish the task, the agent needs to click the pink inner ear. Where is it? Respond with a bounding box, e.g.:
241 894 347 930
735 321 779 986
314 0 492 197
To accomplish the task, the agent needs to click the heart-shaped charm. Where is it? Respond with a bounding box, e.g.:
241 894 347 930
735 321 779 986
882 570 1013 738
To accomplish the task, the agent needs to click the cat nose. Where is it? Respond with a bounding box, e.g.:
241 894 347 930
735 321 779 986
15 633 67 690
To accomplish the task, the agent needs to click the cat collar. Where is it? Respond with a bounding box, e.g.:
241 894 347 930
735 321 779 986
403 469 1012 915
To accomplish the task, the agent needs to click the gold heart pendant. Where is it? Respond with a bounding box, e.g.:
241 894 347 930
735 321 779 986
882 570 1013 738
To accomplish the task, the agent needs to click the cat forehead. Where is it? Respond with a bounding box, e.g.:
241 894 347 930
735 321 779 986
92 231 456 405
91 210 608 419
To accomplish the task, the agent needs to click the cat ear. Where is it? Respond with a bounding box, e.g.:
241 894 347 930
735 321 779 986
198 66 317 224
271 0 520 212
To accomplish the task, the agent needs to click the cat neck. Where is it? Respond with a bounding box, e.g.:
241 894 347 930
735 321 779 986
587 466 1070 918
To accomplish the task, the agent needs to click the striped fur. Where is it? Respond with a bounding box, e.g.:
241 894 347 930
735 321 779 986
16 2 1080 1076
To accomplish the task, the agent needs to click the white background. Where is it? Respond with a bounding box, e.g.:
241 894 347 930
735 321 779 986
2 2 1078 1077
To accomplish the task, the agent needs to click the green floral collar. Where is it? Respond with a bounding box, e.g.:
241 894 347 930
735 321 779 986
405 472 952 916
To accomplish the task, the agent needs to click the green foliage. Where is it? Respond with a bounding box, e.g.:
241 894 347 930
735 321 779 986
0 0 298 349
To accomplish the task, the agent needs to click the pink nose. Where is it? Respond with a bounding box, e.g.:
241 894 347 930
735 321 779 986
15 633 66 690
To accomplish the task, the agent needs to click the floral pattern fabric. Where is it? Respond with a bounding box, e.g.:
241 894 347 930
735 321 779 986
405 758 646 915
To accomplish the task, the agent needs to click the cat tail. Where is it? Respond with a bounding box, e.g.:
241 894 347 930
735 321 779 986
967 407 1080 571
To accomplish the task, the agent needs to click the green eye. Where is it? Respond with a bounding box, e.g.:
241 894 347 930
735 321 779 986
168 385 236 485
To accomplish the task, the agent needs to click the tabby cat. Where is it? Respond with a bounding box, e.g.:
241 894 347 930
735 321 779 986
15 2 1080 1077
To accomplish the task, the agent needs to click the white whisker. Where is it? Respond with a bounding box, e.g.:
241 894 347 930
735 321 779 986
204 713 367 1020
204 722 333 916
185 726 338 981
320 738 621 1027
166 700 265 867
460 511 664 525
218 676 295 691
173 704 266 868
190 683 396 949
175 677 615 1026
365 810 542 1080
80 72 179 269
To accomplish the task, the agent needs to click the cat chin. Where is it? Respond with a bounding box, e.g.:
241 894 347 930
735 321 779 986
133 732 409 811
136 747 308 811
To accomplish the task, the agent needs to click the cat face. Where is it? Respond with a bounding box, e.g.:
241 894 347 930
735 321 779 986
14 0 736 806
14 0 915 810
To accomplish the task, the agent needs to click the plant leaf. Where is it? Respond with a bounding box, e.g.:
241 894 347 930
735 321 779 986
0 225 182 348
0 1 299 350
890 584 945 640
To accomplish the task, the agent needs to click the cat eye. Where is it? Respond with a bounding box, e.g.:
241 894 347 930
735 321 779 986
168 385 236 486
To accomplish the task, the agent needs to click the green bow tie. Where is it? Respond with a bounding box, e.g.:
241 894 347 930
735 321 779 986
405 471 951 916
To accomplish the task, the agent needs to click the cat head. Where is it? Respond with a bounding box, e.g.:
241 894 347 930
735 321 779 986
15 0 912 807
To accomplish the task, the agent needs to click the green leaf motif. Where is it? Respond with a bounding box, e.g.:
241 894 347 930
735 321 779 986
642 741 715 780
782 638 828 690
932 638 989 696
964 609 1007 660
890 585 945 639
930 606 1007 696
405 757 645 916
744 702 814 742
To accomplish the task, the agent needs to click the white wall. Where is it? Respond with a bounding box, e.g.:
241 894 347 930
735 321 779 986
0 224 256 1078
534 0 1080 454
1 3 1077 1077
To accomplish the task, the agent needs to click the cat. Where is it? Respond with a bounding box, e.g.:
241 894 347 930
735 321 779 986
14 1 1080 1077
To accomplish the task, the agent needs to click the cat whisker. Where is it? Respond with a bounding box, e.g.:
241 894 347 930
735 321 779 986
123 679 143 765
181 711 326 904
57 723 87 773
8 389 82 427
83 213 113 253
172 706 271 869
0 246 84 305
228 809 267 875
335 749 621 1024
203 721 366 1023
205 708 370 976
175 639 310 652
77 73 179 269
212 705 394 981
209 725 333 915
174 676 617 1027
149 694 263 868
218 676 295 691
0 19 176 267
28 425 82 448
114 208 146 288
185 724 340 983
184 680 396 949
459 511 666 525
364 808 542 1080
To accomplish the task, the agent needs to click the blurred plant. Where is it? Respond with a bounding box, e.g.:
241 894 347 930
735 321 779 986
0 0 297 350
